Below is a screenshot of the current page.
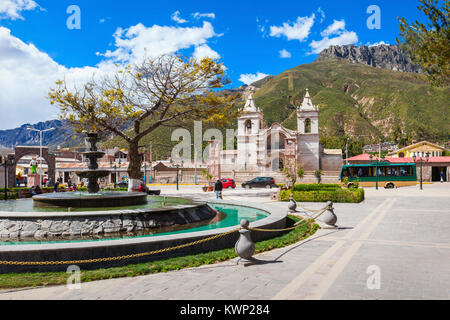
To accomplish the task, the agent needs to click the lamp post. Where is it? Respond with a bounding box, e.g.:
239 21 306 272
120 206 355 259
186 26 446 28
175 164 179 191
26 126 55 187
413 152 430 190
1 155 15 200
109 159 121 189
370 154 385 190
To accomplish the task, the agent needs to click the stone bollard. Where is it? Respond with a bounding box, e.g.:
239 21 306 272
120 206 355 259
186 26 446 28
319 201 338 227
288 193 297 213
235 219 255 263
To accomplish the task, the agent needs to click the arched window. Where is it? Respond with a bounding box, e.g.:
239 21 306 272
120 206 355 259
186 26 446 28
399 152 405 158
304 118 311 133
244 120 252 134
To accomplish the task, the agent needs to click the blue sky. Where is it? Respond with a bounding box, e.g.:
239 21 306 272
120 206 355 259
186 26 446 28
0 0 427 129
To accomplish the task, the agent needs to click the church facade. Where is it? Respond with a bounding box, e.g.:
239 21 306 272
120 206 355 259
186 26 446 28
208 89 343 181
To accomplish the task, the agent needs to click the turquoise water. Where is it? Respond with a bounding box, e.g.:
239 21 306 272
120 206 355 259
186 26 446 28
0 196 189 212
0 203 269 246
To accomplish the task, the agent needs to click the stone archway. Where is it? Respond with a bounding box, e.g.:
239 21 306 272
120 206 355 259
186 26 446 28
8 146 56 187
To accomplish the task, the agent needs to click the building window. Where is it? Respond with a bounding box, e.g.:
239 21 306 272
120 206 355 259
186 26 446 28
399 152 405 158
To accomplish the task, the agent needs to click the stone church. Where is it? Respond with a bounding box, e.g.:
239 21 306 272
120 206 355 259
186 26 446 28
208 89 343 181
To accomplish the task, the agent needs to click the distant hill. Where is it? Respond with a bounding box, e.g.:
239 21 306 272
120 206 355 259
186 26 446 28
0 120 83 150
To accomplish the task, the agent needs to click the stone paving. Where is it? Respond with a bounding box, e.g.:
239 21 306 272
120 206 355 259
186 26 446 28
0 183 449 300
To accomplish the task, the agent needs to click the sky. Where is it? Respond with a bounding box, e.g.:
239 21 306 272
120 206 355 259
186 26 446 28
0 0 428 129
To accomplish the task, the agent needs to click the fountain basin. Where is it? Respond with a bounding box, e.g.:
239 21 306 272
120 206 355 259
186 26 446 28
0 199 286 273
32 191 148 208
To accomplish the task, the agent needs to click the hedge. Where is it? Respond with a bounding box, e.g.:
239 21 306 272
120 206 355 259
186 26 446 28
292 184 341 192
279 188 364 203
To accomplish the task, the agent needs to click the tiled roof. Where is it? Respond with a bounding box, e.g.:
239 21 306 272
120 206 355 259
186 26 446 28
346 153 450 164
386 156 450 163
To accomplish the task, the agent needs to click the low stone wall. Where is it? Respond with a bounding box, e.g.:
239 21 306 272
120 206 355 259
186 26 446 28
0 200 287 273
0 204 216 240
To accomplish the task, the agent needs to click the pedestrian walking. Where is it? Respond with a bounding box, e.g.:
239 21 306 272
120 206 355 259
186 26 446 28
214 179 223 199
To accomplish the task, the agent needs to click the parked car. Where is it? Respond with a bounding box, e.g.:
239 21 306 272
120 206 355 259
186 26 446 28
220 178 236 189
242 177 277 189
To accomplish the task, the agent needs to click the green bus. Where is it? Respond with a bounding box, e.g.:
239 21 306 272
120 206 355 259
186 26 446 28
339 162 417 188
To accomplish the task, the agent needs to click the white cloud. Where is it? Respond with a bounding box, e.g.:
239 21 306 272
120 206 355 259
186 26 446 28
0 17 222 129
310 31 358 54
239 72 269 85
0 27 102 129
171 10 187 24
192 44 220 60
99 21 219 62
317 8 325 23
368 41 389 47
0 0 39 20
321 19 345 37
269 14 315 42
192 12 215 19
309 20 358 54
279 49 291 58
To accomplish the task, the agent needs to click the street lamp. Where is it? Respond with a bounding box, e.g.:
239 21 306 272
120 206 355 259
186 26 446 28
413 152 430 190
1 155 15 200
370 154 385 190
27 126 55 187
109 158 121 189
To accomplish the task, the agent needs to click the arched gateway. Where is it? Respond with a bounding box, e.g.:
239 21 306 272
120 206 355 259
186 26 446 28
7 146 56 187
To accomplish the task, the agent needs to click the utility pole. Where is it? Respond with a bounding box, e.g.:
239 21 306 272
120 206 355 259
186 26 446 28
150 142 153 184
345 137 349 165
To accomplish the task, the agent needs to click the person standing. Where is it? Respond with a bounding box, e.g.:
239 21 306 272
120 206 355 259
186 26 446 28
440 171 444 183
214 179 223 199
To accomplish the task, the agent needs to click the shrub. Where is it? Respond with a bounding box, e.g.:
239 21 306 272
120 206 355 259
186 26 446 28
292 184 341 192
279 188 364 203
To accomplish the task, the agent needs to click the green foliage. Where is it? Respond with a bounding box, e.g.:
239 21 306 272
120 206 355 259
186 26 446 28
297 168 305 179
397 0 450 86
279 188 365 203
292 184 341 192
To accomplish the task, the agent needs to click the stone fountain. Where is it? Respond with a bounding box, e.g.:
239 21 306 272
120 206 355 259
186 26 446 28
32 132 147 208
76 132 111 194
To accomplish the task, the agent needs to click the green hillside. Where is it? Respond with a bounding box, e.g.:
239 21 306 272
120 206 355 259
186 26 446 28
254 59 449 145
101 59 450 158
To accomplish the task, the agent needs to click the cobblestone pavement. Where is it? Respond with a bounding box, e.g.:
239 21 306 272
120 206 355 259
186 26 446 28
0 183 449 300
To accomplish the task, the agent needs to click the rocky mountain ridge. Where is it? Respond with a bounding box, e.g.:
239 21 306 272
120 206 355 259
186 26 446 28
316 44 422 74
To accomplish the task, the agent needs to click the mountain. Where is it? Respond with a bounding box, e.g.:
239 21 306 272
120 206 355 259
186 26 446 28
317 44 422 74
251 58 449 149
0 120 83 149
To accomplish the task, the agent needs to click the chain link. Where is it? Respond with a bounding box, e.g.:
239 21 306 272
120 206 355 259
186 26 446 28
0 228 240 266
0 205 330 266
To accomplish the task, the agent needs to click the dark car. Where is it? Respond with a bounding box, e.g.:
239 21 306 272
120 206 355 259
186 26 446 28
221 178 236 189
242 177 277 189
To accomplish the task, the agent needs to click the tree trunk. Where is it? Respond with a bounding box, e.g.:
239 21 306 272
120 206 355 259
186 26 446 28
127 142 143 192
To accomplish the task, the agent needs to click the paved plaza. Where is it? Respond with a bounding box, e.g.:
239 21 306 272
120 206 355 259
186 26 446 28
0 183 449 300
